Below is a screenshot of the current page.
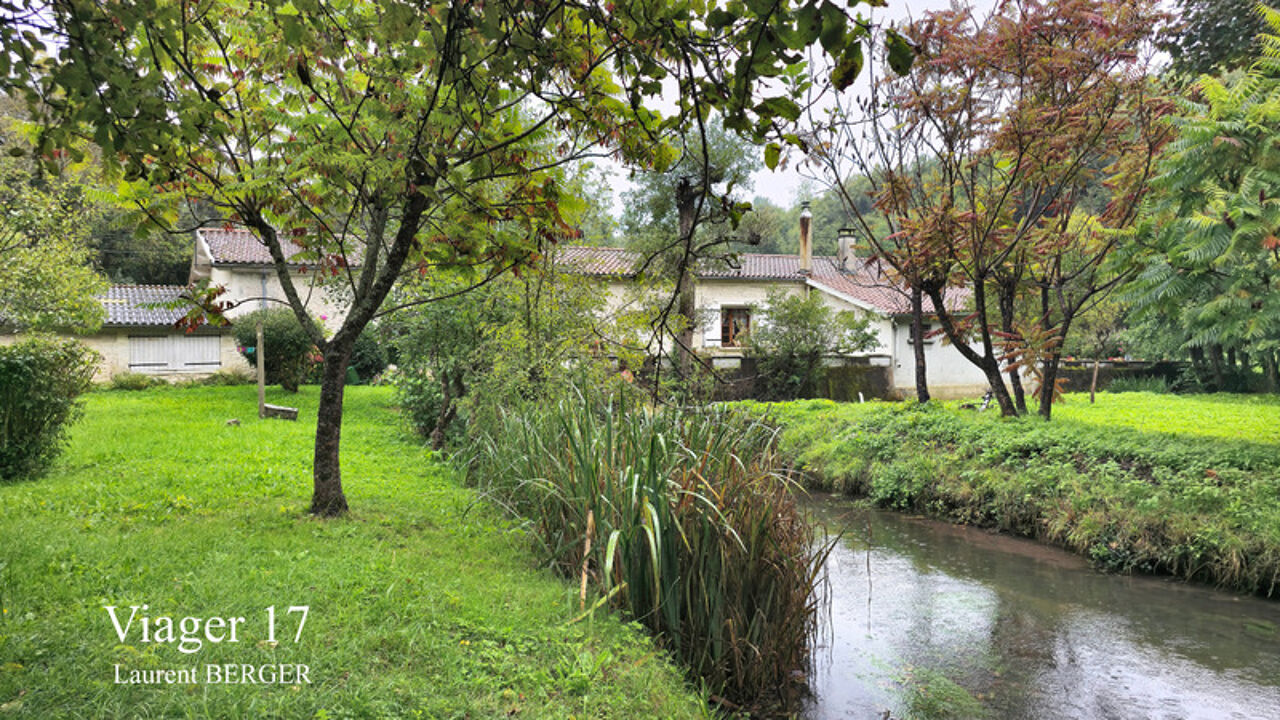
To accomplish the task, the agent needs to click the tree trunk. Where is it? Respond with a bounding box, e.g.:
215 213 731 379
1209 344 1226 390
1189 345 1209 387
1039 352 1062 420
1089 357 1100 404
676 270 697 379
998 279 1026 414
1264 350 1280 393
923 284 1016 416
910 285 930 404
430 371 457 452
311 339 355 517
675 178 698 379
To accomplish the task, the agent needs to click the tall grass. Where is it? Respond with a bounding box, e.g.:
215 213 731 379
464 396 827 714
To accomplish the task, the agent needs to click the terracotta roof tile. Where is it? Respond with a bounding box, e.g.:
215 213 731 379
557 245 643 276
197 228 313 265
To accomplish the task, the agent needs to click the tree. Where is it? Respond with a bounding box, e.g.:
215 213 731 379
745 287 879 399
820 0 1169 418
5 0 891 515
1163 0 1269 78
388 252 647 448
0 114 105 332
804 40 954 405
1126 4 1280 393
620 116 761 378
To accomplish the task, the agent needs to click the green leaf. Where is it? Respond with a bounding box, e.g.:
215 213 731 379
757 96 801 122
707 8 736 29
886 29 916 76
796 3 822 46
829 42 863 91
819 1 847 55
764 142 781 171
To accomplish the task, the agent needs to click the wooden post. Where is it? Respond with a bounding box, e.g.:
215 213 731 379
256 321 266 419
1089 358 1100 404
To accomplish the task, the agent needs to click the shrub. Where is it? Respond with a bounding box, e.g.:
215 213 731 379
746 288 880 400
230 308 320 392
1108 375 1169 393
348 326 388 384
192 368 254 387
108 371 163 391
465 394 827 714
0 335 99 480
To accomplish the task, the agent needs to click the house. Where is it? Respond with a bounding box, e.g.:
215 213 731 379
190 228 348 330
49 285 247 382
2 227 353 382
560 206 989 399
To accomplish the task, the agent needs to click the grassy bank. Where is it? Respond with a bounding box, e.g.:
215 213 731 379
0 386 707 719
739 393 1280 596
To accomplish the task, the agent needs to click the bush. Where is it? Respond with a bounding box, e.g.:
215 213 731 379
1108 375 1169 393
348 326 388 384
0 335 99 480
746 288 880 400
108 371 163 391
188 368 254 387
231 308 320 392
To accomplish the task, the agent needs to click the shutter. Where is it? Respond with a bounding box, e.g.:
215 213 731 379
130 335 222 372
181 336 221 367
703 304 721 347
129 336 170 371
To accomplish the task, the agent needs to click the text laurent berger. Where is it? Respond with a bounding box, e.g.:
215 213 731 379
114 664 311 685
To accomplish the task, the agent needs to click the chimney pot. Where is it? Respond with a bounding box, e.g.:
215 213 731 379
837 228 856 271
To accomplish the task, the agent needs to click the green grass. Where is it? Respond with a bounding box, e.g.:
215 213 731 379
736 392 1280 596
0 386 708 719
1051 391 1280 444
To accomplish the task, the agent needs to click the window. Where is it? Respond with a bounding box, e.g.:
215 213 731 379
907 322 936 345
129 335 221 373
720 308 751 347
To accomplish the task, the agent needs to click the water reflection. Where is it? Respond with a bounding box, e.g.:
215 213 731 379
804 496 1280 720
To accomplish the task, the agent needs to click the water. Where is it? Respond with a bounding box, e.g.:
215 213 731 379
803 496 1280 720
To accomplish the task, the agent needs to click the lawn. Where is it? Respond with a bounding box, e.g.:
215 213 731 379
1052 391 1280 444
0 385 707 719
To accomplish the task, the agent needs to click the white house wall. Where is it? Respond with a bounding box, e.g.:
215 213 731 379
0 330 249 382
890 319 991 398
694 279 894 357
210 266 347 332
694 279 804 350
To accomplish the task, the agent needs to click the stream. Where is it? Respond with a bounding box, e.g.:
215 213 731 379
802 495 1280 720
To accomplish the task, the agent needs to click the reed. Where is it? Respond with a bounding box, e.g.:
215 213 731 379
464 395 828 714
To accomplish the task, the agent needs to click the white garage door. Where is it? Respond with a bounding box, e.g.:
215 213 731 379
129 335 221 373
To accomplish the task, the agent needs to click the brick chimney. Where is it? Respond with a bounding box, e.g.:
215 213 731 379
799 201 812 274
837 228 856 271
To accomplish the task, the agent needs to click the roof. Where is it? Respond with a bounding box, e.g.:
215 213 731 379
557 246 967 316
557 246 644 277
197 228 313 266
98 285 189 327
